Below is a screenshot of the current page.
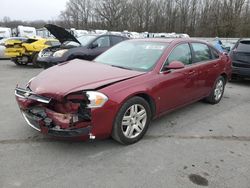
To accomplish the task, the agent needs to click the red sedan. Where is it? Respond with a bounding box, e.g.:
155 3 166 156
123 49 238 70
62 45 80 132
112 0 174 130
15 38 232 144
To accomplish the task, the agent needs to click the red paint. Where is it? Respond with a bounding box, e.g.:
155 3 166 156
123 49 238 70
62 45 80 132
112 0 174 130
16 38 232 140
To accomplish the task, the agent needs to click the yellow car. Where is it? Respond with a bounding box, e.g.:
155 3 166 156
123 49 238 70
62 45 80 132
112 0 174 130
5 38 60 67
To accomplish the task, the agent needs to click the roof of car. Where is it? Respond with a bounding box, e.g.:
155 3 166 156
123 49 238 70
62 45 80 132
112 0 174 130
240 38 250 41
130 38 206 44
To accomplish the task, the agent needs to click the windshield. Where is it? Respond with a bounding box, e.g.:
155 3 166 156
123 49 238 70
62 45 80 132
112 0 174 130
95 41 169 71
77 35 97 46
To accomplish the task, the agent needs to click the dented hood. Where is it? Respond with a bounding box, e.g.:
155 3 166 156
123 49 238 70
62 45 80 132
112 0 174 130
29 59 145 99
44 24 80 44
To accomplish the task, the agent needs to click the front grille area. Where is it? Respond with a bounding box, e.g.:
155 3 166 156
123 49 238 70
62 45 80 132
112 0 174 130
15 87 51 104
41 51 53 57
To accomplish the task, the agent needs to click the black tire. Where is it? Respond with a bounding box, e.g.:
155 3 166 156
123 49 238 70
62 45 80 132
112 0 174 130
32 53 41 68
112 96 151 145
205 76 225 104
12 58 21 66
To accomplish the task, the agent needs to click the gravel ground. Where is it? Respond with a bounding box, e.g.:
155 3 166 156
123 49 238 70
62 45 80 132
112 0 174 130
0 60 250 188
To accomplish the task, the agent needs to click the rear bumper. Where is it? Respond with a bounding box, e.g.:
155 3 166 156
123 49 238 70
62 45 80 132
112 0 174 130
5 51 22 58
5 48 24 58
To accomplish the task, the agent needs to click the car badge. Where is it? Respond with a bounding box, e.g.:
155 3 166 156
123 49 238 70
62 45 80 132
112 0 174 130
24 91 30 98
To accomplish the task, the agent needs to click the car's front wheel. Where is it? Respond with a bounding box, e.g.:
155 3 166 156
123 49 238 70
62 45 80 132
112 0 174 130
32 53 41 68
205 76 225 104
112 97 151 145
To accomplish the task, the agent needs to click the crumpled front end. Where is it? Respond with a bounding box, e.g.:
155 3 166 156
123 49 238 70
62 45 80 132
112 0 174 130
5 43 25 58
15 87 93 139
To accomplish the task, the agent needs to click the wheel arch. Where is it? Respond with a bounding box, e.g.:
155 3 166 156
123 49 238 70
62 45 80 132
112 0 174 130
220 73 228 83
118 92 157 119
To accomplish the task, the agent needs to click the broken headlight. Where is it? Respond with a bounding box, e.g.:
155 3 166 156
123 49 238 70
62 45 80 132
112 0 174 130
86 91 108 108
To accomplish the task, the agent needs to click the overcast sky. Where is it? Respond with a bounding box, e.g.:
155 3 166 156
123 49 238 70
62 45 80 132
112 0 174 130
1 0 69 21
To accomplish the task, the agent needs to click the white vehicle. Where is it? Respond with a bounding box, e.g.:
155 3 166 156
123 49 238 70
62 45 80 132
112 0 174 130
0 27 12 39
36 28 53 38
122 31 142 38
109 31 122 36
129 32 141 39
0 38 8 58
70 29 89 37
95 30 108 34
176 33 190 38
14 26 36 37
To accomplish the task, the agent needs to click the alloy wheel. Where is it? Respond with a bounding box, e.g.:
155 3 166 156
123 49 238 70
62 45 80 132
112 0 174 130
121 104 147 139
214 79 224 101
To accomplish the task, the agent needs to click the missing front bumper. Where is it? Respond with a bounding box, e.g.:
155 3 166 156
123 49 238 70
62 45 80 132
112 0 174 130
21 109 92 138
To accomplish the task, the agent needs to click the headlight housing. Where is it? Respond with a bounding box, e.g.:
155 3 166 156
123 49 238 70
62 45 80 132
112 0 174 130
86 91 108 108
53 49 68 57
38 50 43 58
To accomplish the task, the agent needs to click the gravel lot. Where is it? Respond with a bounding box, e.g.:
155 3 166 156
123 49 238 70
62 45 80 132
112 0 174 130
0 59 250 188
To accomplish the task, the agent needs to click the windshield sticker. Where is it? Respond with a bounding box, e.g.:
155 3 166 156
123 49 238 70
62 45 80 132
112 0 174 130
145 45 165 50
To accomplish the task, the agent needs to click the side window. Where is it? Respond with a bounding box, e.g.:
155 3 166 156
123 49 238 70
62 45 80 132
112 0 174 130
93 36 110 48
210 47 219 59
192 43 212 62
111 36 124 45
165 43 192 67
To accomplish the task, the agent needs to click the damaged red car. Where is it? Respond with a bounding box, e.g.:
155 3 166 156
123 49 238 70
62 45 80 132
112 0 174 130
15 38 232 144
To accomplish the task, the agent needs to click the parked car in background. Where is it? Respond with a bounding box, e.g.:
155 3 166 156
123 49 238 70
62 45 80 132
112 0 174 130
15 38 231 144
13 26 37 38
5 37 60 67
37 24 128 69
0 38 9 59
1 37 27 59
229 38 250 79
0 27 12 39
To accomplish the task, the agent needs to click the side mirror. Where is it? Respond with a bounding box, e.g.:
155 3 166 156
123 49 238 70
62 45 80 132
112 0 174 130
89 43 98 49
166 61 185 70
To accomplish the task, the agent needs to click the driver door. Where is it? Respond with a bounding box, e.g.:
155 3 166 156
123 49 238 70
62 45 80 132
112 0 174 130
157 43 199 113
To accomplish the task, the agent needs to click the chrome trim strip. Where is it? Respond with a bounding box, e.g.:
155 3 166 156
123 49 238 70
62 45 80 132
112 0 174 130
15 88 51 104
21 112 41 132
36 98 51 104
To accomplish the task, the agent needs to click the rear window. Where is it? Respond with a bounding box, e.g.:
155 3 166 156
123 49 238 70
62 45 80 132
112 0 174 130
237 41 250 52
191 43 212 62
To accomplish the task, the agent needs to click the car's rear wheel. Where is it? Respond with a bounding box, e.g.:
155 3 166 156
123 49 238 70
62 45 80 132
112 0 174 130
205 76 225 104
112 97 151 145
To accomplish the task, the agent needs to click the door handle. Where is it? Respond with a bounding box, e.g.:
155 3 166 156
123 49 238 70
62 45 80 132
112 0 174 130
213 63 219 68
185 70 196 75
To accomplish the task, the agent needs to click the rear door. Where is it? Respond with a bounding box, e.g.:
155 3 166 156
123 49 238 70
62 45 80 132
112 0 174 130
231 40 250 67
158 43 199 112
190 42 221 97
